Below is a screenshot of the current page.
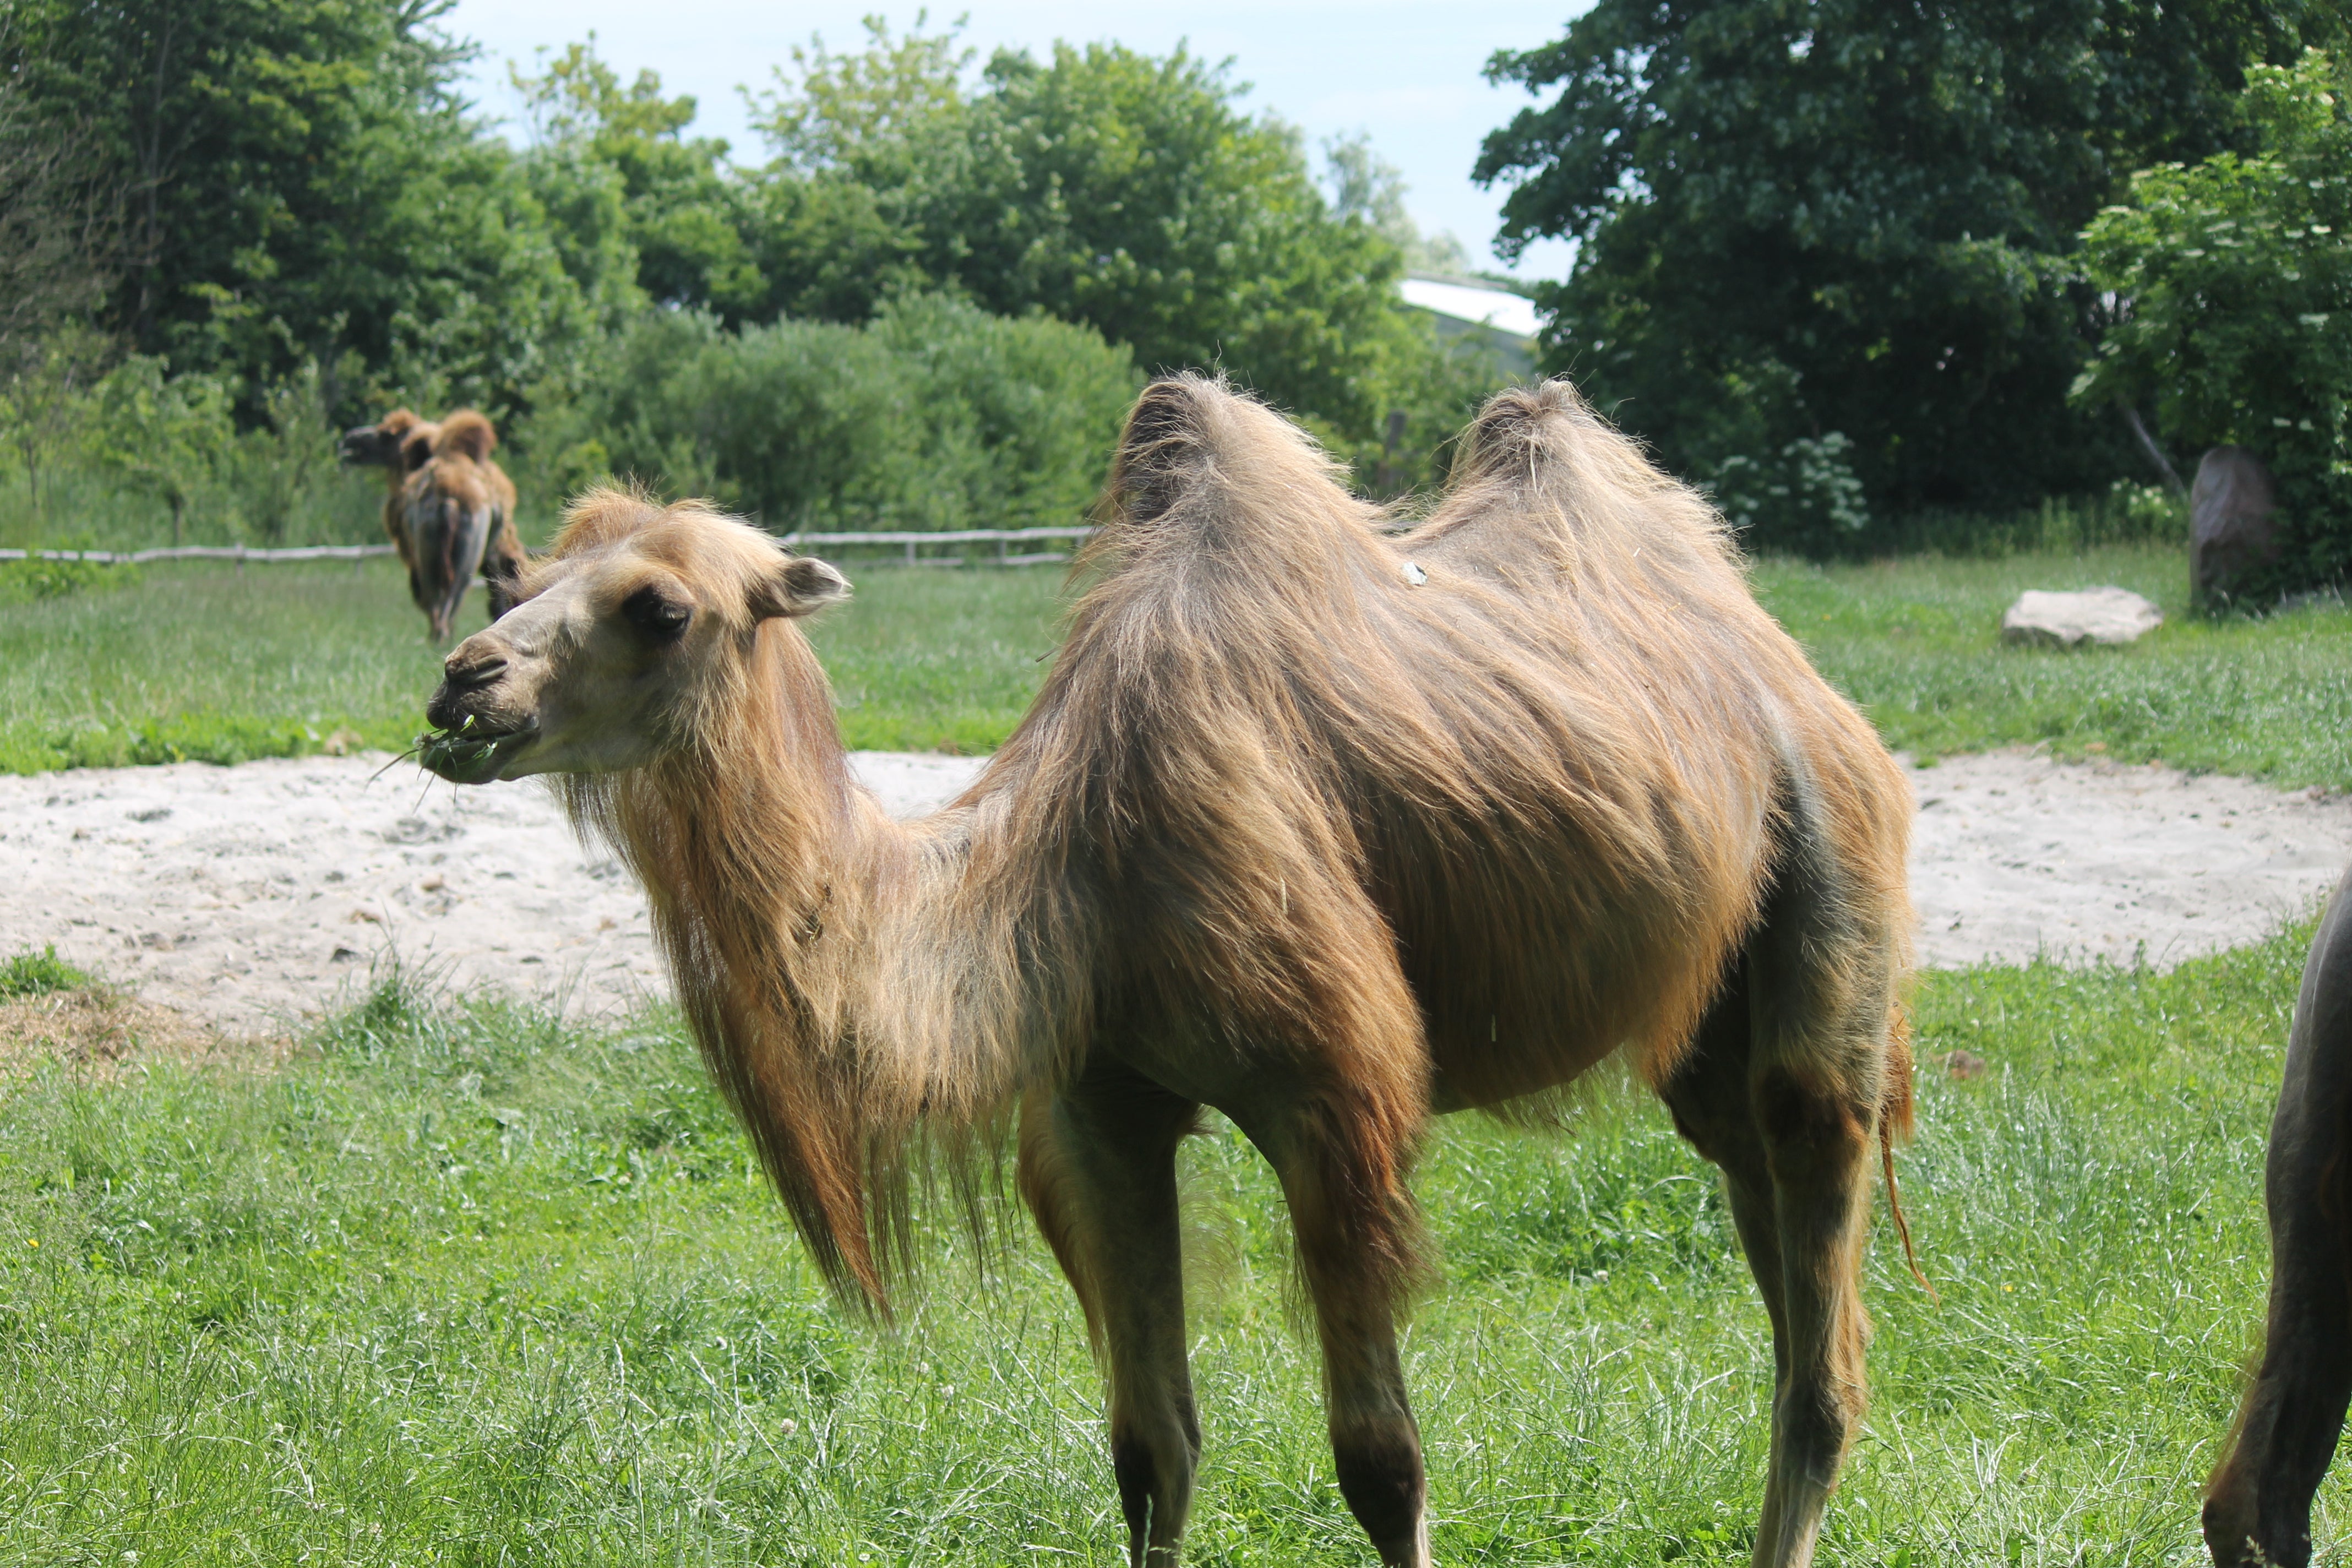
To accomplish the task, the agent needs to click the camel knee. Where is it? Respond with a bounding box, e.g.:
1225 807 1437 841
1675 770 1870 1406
2201 1455 2265 1568
1755 1067 1874 1181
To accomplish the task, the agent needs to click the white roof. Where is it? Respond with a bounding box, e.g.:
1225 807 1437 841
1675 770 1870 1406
1398 276 1543 340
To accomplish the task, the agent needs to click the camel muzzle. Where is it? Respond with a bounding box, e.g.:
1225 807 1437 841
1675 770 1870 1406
421 646 541 782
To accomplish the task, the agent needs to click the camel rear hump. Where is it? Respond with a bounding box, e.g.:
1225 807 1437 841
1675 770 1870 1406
433 409 498 464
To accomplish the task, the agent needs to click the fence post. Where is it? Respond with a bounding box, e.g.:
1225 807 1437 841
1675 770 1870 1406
905 537 916 567
235 543 246 576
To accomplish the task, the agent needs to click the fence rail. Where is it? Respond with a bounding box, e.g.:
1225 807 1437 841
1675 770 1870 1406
782 526 1098 567
0 543 398 565
0 527 1101 569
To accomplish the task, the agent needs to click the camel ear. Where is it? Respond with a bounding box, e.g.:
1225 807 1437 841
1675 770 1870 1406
751 556 851 620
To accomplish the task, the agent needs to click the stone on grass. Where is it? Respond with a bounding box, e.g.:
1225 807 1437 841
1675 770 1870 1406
2191 445 2280 608
1999 586 2164 647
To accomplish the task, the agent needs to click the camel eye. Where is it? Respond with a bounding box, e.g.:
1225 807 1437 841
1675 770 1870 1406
623 584 692 643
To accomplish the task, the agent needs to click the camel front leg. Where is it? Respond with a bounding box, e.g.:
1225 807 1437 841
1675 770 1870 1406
1231 1094 1431 1568
1018 1063 1202 1567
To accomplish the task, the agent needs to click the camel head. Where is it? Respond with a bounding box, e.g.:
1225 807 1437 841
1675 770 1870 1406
339 409 432 472
417 487 849 783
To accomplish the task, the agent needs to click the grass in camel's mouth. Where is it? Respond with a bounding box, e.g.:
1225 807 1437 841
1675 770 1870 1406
416 717 534 781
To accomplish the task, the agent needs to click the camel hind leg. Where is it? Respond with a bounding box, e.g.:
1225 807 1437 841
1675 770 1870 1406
1662 959 1795 1554
1713 809 1905 1568
1019 1060 1202 1567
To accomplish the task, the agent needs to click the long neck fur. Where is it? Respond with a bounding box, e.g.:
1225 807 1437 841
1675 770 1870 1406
559 616 1077 1310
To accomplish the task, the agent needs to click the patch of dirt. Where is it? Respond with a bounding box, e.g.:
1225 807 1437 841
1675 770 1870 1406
0 986 288 1079
1905 749 2352 968
2 747 2348 1040
0 751 983 1032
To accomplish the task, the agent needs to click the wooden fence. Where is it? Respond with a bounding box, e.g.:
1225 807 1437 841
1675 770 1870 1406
0 527 1099 570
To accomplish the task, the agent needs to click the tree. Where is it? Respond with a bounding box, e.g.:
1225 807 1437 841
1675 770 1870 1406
0 20 117 388
2 0 626 423
511 39 764 316
2076 49 2352 595
742 21 1436 445
1476 0 2344 545
91 357 235 545
1323 134 1472 278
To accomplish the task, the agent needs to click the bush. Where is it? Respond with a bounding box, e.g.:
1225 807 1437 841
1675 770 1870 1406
525 295 1139 531
2076 48 2352 598
1708 431 1871 557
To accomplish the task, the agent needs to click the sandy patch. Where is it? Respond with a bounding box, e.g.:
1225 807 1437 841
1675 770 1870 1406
1908 750 2352 968
0 752 983 1033
2 747 2348 1032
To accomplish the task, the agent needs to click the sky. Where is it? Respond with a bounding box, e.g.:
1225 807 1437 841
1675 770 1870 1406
439 1 1584 279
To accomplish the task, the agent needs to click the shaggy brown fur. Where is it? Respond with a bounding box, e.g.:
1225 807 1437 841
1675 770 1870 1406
396 409 524 641
420 376 1916 1568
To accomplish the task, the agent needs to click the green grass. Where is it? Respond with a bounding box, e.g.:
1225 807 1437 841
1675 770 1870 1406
0 560 1066 772
0 946 88 999
10 541 2352 787
1752 545 2352 788
0 932 2313 1563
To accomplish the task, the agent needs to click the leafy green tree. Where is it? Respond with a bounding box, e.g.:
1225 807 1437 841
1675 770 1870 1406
511 40 764 316
2077 49 2352 594
3 0 626 422
743 21 1436 444
1476 0 2343 542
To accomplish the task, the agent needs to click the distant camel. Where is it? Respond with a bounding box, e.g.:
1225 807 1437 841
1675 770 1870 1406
337 407 437 573
418 377 1918 1568
340 407 524 640
2204 861 2352 1567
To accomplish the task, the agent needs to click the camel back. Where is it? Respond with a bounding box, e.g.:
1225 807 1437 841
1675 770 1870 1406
984 375 1912 1115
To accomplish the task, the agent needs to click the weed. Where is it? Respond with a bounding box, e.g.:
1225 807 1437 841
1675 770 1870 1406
0 946 87 998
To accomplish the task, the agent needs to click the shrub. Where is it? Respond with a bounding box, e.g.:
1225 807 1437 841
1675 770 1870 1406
1708 431 1871 557
527 296 1138 531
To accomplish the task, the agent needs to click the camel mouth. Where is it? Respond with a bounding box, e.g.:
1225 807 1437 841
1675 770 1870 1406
416 718 537 784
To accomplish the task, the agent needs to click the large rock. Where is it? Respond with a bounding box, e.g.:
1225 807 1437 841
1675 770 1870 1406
2191 445 2280 608
2000 586 2163 647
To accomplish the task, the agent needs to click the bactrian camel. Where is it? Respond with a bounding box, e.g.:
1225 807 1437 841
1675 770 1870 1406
418 376 1918 1568
340 407 525 640
2203 857 2352 1567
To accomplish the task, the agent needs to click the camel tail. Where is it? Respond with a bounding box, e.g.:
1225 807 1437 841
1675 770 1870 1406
1881 1117 1934 1300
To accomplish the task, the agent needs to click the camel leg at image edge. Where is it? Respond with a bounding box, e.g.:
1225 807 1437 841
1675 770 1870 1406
1019 1065 1202 1568
1235 1097 1432 1568
1663 965 1795 1556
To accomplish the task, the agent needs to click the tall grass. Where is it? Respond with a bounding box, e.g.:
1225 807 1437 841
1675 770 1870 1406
0 922 2315 1563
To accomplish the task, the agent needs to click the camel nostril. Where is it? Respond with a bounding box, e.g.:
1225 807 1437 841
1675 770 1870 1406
445 654 508 691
